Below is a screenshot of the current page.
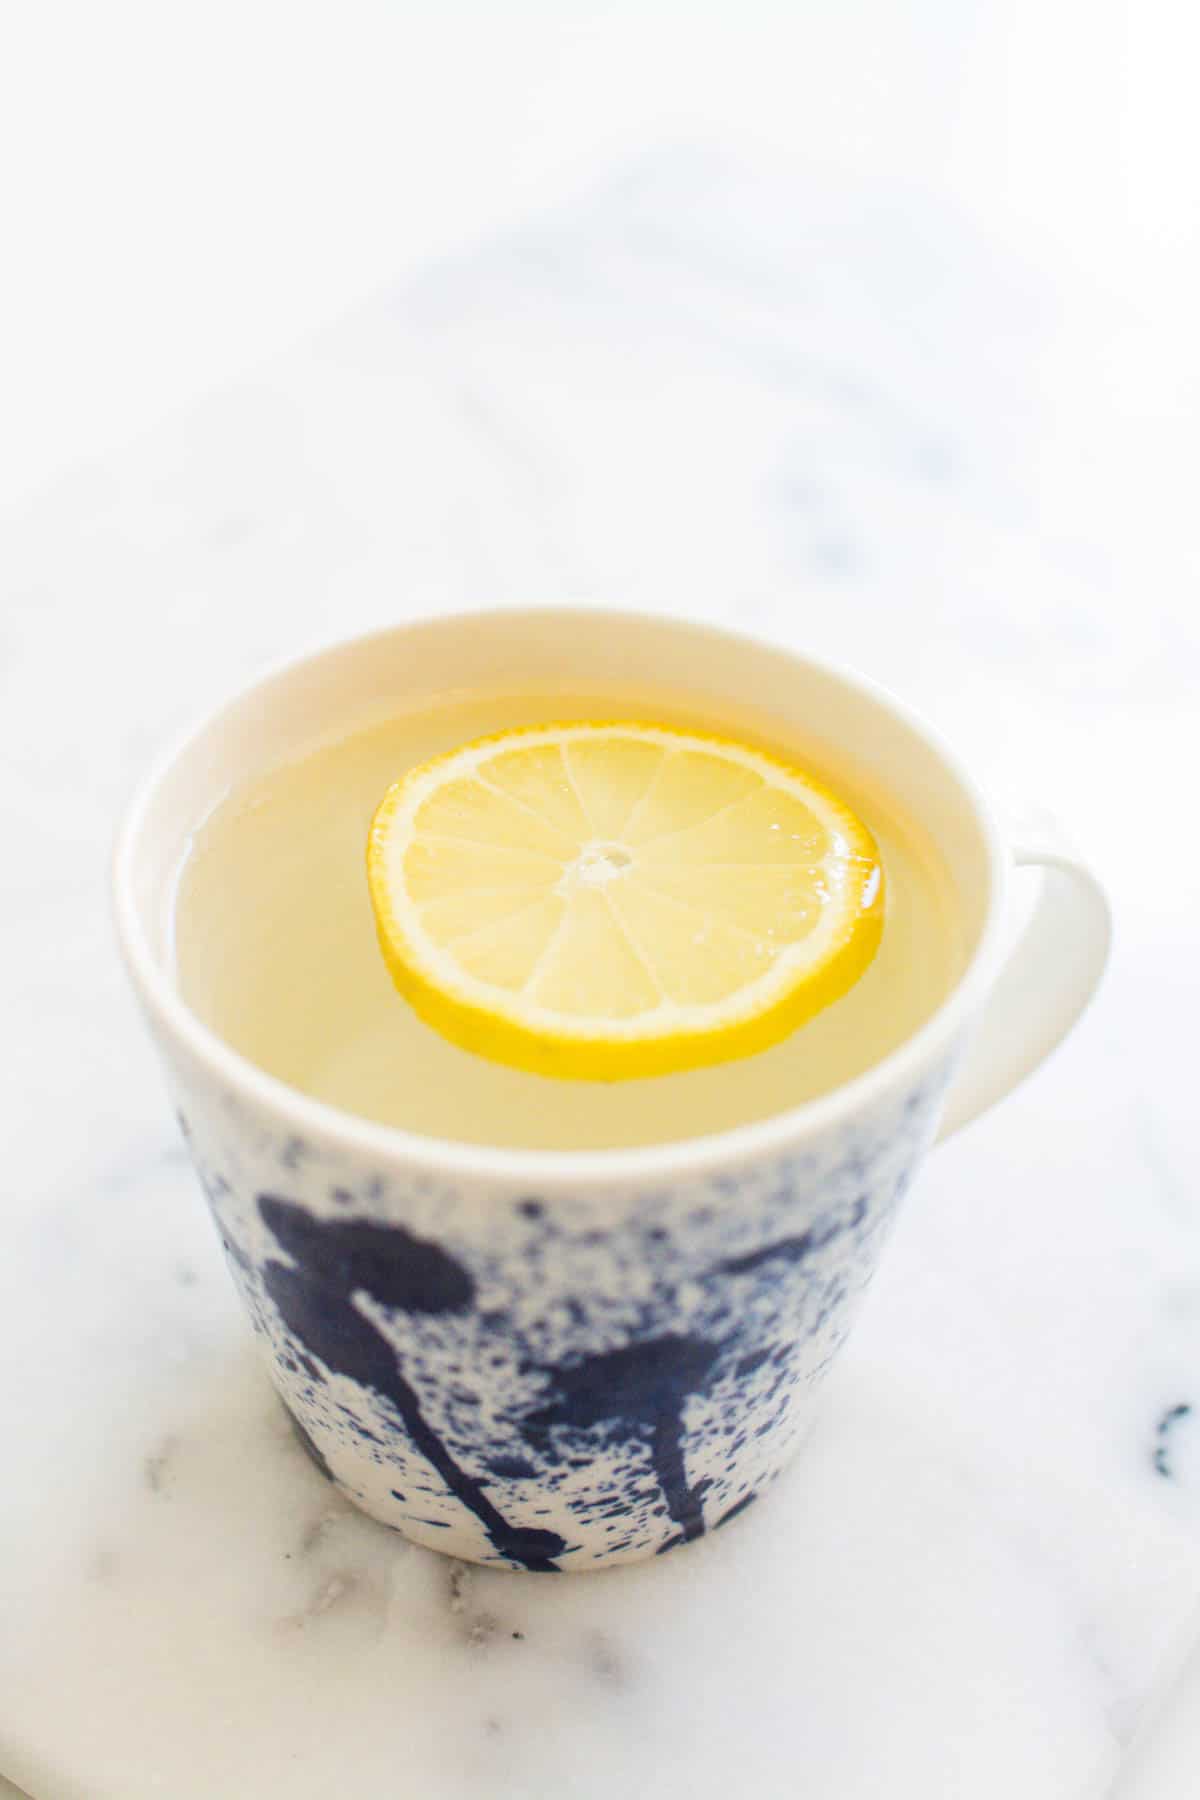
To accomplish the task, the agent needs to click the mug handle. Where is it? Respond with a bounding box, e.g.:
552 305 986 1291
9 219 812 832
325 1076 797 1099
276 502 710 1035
937 840 1112 1142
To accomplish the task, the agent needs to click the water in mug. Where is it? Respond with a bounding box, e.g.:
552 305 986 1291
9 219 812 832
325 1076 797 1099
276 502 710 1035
173 691 967 1150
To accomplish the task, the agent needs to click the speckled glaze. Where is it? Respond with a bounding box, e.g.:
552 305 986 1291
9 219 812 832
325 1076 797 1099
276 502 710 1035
117 607 1024 1571
164 1038 954 1570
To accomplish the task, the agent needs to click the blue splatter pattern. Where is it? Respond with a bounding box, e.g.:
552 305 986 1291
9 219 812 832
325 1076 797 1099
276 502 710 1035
174 1056 955 1569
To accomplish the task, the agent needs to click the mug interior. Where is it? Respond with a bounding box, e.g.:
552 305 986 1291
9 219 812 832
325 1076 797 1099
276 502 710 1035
117 609 1004 1169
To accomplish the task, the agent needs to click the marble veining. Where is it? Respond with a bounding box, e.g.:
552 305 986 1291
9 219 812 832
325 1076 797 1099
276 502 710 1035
1 145 1198 1799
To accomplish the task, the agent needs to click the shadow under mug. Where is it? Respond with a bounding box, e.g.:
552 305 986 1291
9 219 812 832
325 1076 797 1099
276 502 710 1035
113 609 1110 1572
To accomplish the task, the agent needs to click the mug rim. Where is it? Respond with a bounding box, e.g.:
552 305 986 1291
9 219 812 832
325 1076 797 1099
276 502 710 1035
113 606 1011 1190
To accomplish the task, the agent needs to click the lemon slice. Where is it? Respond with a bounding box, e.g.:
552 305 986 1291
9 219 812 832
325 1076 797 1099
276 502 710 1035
366 723 884 1079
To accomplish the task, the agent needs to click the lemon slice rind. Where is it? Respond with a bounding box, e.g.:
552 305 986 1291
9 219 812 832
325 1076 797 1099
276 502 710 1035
367 722 883 1080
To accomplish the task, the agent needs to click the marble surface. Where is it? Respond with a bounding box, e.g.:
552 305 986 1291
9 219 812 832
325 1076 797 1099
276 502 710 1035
1 148 1198 1798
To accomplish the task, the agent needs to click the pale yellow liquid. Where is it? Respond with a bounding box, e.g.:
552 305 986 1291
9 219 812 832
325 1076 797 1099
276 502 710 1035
174 694 968 1150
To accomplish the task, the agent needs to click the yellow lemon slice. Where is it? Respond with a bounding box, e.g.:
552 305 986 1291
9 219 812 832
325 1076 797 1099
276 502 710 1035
366 723 883 1080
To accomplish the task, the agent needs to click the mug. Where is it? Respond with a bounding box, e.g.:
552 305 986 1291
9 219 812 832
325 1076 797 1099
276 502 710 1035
113 609 1110 1572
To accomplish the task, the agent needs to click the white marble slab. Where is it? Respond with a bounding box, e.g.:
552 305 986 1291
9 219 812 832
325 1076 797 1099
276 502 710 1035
1 148 1197 1799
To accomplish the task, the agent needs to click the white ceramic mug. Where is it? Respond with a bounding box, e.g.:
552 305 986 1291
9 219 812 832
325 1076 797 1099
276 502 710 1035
114 610 1110 1572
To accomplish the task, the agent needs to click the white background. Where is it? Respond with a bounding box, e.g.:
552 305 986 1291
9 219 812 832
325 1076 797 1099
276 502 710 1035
2 0 1198 515
2 6 1198 1796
